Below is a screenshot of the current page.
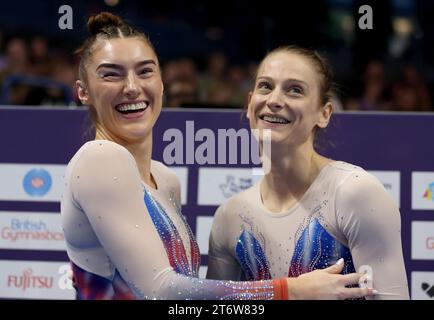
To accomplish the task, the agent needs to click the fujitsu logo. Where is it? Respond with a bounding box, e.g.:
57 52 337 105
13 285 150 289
7 268 53 291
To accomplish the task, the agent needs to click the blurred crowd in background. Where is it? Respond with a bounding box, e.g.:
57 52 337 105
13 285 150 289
0 0 432 112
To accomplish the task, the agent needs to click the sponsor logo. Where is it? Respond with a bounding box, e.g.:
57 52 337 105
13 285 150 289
197 168 261 206
411 221 434 260
423 182 434 201
0 164 65 202
0 261 75 299
411 172 434 210
22 168 52 197
219 175 253 198
7 268 53 292
1 218 63 243
0 212 65 250
426 237 434 250
412 272 434 300
422 283 434 298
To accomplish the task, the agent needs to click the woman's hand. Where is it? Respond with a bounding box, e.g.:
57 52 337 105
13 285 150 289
286 258 376 300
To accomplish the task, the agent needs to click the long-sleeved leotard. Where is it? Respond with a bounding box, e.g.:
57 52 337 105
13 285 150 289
61 140 287 300
207 161 409 299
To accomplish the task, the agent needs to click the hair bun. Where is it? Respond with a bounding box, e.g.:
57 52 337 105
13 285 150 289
87 12 124 36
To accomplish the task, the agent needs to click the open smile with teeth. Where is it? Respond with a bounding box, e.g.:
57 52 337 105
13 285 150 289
260 114 291 124
115 101 149 114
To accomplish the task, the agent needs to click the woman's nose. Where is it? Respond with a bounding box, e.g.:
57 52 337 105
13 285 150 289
123 73 140 98
266 90 284 110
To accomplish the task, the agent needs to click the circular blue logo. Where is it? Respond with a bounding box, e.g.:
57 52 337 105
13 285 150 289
23 169 52 197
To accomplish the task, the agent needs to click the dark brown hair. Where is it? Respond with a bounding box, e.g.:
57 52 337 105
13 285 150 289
76 12 157 83
75 12 157 137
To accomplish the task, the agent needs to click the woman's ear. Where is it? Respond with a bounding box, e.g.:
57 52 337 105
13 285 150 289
76 80 90 105
317 101 333 128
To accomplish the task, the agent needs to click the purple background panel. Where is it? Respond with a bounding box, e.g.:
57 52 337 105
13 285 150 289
1 106 434 298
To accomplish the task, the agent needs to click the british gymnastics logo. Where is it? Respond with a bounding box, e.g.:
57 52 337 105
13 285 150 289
23 169 52 197
423 182 434 201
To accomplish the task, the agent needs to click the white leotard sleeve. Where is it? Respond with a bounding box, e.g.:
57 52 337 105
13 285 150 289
336 171 409 299
207 204 244 280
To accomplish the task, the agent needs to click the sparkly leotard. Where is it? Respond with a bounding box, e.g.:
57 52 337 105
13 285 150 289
207 161 409 299
61 140 287 300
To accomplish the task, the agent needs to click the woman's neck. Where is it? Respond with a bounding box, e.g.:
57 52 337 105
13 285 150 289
260 141 331 213
95 128 156 188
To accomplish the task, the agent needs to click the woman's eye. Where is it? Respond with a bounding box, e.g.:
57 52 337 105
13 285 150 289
102 73 121 78
139 68 153 76
289 86 303 95
257 82 271 90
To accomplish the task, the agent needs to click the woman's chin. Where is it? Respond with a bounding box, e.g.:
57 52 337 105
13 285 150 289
258 132 290 145
119 125 152 142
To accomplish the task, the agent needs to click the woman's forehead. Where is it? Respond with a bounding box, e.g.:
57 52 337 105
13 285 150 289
258 52 317 83
91 38 156 66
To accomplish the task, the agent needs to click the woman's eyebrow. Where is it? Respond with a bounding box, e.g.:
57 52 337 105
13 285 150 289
257 76 308 86
135 60 157 68
96 63 123 71
96 60 157 71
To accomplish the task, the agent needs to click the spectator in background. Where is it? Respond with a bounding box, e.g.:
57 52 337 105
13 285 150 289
165 79 198 107
29 36 52 77
0 37 30 105
1 37 29 76
198 51 227 103
42 56 77 106
226 65 249 107
345 60 391 111
0 36 76 106
162 57 199 107
392 65 431 112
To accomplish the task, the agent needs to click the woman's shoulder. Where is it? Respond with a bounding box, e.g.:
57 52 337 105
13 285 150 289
68 140 135 172
327 161 374 184
330 161 387 200
75 140 132 159
80 139 130 153
328 160 364 174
